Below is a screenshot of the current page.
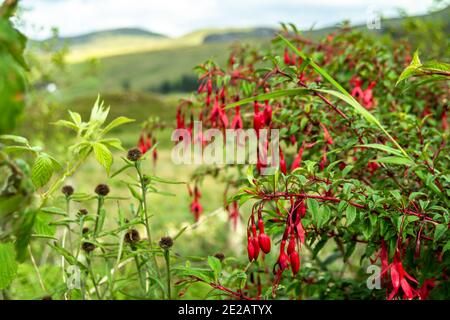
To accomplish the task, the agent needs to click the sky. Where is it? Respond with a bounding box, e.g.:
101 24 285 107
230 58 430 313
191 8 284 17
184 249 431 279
18 0 439 39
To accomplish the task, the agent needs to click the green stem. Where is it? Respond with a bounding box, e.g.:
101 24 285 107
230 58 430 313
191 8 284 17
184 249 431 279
164 249 171 300
135 162 160 277
94 196 104 237
87 256 101 300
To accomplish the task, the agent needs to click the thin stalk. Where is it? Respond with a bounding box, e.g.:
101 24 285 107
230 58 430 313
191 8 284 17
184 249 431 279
135 162 160 276
93 196 104 237
28 245 46 292
87 256 101 300
164 250 171 300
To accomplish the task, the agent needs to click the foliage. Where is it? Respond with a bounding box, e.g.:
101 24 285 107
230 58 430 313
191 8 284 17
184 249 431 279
174 24 449 299
0 0 27 134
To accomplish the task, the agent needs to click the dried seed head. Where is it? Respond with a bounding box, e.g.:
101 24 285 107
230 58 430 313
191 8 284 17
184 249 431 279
78 209 88 216
159 236 173 250
124 229 141 244
41 295 53 300
82 242 96 253
61 185 74 197
127 148 142 162
214 252 225 262
95 184 110 196
82 227 89 235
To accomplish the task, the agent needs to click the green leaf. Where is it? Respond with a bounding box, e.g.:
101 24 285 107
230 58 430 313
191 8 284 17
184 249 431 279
434 224 446 242
375 156 415 166
443 241 450 254
346 205 357 226
225 88 309 109
396 50 422 85
31 153 56 188
306 198 320 226
0 134 28 144
54 119 79 131
99 138 124 151
0 243 18 289
41 206 67 216
357 144 403 157
93 142 113 174
207 256 222 282
15 209 37 262
102 116 135 134
148 176 185 185
316 88 409 159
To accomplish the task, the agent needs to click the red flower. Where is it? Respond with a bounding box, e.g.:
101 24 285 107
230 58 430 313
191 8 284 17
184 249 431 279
231 106 243 129
263 100 272 126
320 123 333 145
279 147 287 174
190 200 203 222
289 251 300 276
291 145 304 172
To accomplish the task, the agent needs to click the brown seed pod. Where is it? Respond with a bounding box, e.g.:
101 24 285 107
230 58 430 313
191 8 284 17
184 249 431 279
214 252 225 262
159 236 173 250
95 184 110 196
124 229 140 244
61 185 74 197
127 148 143 162
82 242 96 253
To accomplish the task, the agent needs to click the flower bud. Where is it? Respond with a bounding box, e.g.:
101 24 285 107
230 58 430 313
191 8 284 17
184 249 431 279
247 237 255 262
124 229 140 244
82 242 96 253
290 251 300 275
127 148 142 162
61 185 74 197
252 237 260 260
95 184 110 196
287 234 296 255
259 233 271 254
159 236 173 250
214 252 225 262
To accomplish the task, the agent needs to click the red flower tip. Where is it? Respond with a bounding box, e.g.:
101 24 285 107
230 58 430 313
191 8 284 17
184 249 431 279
259 233 271 254
289 251 300 276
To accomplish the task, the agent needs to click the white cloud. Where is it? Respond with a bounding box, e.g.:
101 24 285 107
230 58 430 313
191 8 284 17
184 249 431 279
19 0 436 39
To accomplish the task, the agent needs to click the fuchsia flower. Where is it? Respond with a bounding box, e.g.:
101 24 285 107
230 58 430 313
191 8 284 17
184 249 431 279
253 101 265 134
231 106 243 129
229 201 240 231
378 241 424 300
320 123 333 145
362 81 376 109
442 110 448 131
387 251 419 300
350 77 376 109
263 100 273 126
290 144 304 172
189 185 203 222
279 147 287 174
138 133 152 154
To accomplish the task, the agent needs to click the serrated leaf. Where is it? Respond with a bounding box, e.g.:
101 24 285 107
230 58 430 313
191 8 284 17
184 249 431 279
31 153 55 188
0 243 18 289
207 256 222 282
92 142 113 174
102 116 135 134
54 119 79 131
